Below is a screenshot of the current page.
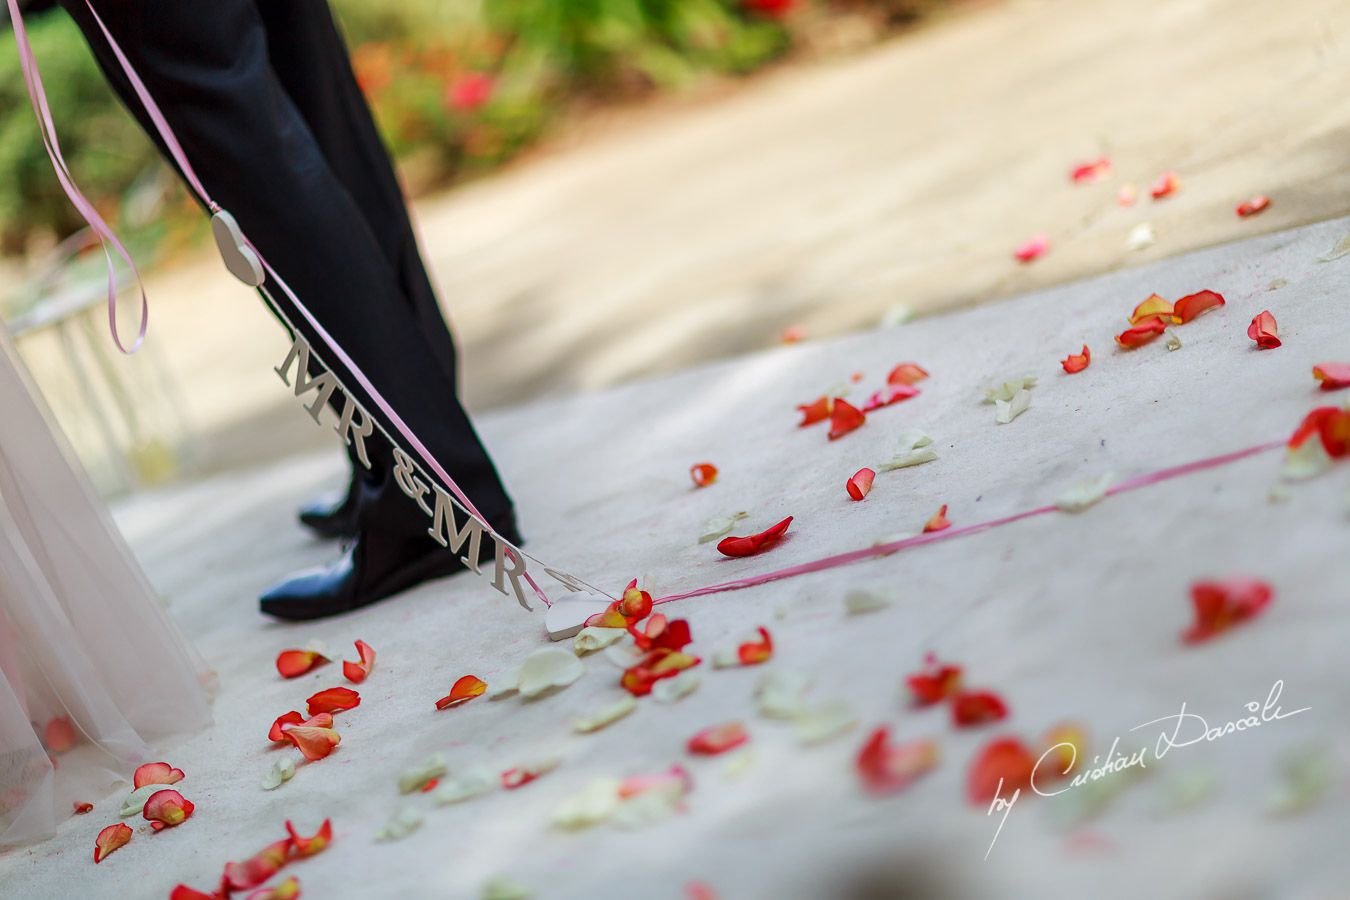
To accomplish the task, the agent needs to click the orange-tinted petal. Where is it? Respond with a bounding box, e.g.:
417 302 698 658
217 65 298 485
923 504 950 533
342 640 376 684
621 647 701 697
966 736 1036 805
827 399 866 440
1117 183 1137 206
737 627 773 665
133 762 185 789
436 675 487 710
1150 170 1180 199
1039 723 1087 780
245 876 301 900
1182 578 1273 644
1061 345 1090 374
846 468 875 501
143 789 195 830
781 325 806 344
906 655 963 706
281 724 341 761
796 396 833 427
286 818 332 857
73 801 93 815
887 363 929 386
1172 289 1225 323
501 760 556 790
1247 310 1280 349
1236 195 1270 217
1129 294 1174 324
856 727 938 795
170 886 219 900
1014 233 1048 262
275 649 328 679
269 711 304 743
690 463 718 488
716 516 792 558
94 823 132 863
861 382 919 413
306 687 360 716
1115 316 1167 349
951 690 1009 727
583 601 633 629
619 585 654 619
224 838 292 891
1313 363 1350 391
44 716 76 754
688 722 749 755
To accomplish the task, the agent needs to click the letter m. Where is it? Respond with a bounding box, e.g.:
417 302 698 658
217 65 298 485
274 335 338 422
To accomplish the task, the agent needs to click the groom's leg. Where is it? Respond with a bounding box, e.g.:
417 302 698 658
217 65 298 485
58 1 516 541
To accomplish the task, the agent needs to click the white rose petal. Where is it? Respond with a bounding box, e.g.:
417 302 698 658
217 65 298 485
433 768 495 806
573 696 638 734
843 589 890 615
1282 439 1334 481
517 647 585 699
794 702 859 746
375 806 424 842
984 375 1037 404
398 754 448 794
1165 329 1182 351
1127 222 1155 251
482 876 532 900
755 670 812 720
651 675 700 704
120 784 165 817
995 388 1032 425
551 778 621 831
1056 473 1115 513
261 757 296 791
699 511 749 544
573 626 626 655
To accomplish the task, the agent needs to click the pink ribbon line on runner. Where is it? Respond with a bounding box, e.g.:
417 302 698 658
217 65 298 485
652 439 1286 607
7 0 555 607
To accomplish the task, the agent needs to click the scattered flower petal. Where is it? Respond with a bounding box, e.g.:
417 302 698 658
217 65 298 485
501 757 561 790
224 839 292 893
574 626 626 655
1248 310 1281 349
44 716 76 753
906 655 963 706
887 363 929 385
1130 294 1174 324
246 876 301 900
1237 195 1270 217
781 325 807 344
399 755 448 794
843 589 890 615
94 823 132 863
698 511 749 544
618 584 654 620
878 430 938 471
261 757 296 791
1014 233 1049 263
652 675 700 704
342 640 376 684
306 687 360 716
275 649 328 679
482 875 532 900
1115 316 1168 348
433 768 496 805
1313 363 1350 390
517 648 585 699
1266 745 1333 815
133 762 185 789
1319 233 1350 262
857 727 938 795
1182 577 1273 644
827 399 866 440
922 504 950 533
796 396 833 427
861 382 920 413
984 376 1037 403
437 675 488 710
794 702 858 746
280 718 341 762
573 696 638 734
1172 290 1225 323
120 784 165 818
1056 473 1115 512
1070 157 1112 184
716 517 792 558
1165 329 1182 351
73 801 93 815
375 806 423 842
688 722 749 756
1127 222 1155 251
846 468 875 501
736 627 773 666
755 670 812 720
995 389 1032 424
690 463 718 488
1149 170 1180 199
951 690 1009 727
143 789 194 831
1117 183 1137 206
1061 345 1090 374
269 711 304 743
551 778 621 830
967 736 1036 805
286 818 333 857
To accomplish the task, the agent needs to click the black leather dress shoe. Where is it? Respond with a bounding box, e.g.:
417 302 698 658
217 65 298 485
260 516 524 621
297 484 360 540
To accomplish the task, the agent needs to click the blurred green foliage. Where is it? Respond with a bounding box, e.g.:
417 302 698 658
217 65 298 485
0 0 931 256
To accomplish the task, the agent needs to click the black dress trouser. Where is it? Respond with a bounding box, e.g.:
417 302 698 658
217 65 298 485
57 0 516 538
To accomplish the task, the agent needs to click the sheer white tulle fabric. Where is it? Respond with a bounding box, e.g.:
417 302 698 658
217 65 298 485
0 330 211 847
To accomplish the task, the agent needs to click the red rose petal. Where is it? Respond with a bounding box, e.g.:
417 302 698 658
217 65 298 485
342 640 376 684
690 463 718 488
73 801 93 815
1115 316 1167 349
1312 363 1350 391
716 516 792 558
687 722 749 756
922 504 950 533
887 363 929 386
846 468 875 501
44 716 76 754
280 723 341 761
856 727 938 795
1247 310 1280 349
245 876 301 900
133 761 185 789
224 838 292 892
170 888 218 900
1149 170 1180 199
780 324 806 343
94 823 132 863
621 648 700 697
619 584 654 619
1182 578 1273 644
306 687 360 716
1236 195 1270 217
906 655 963 706
436 675 487 710
827 399 866 440
861 382 920 413
275 649 327 679
796 396 833 427
951 690 1009 727
1172 289 1225 323
286 818 332 857
1014 233 1048 263
1070 156 1112 184
143 789 194 829
967 736 1037 805
736 627 773 666
268 711 304 743
1061 345 1090 374
1129 294 1175 324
